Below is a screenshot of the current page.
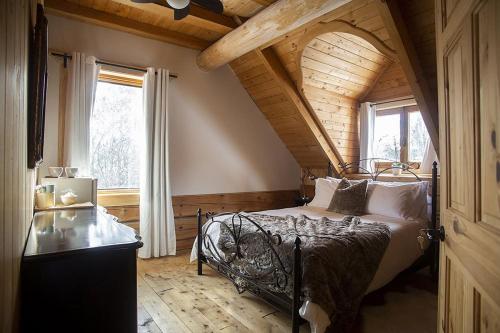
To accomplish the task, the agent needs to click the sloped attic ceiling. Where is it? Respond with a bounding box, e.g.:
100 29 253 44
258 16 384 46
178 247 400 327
230 0 438 171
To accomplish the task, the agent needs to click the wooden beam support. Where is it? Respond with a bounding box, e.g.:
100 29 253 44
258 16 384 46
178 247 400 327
45 0 210 50
375 0 439 155
196 0 352 71
111 0 237 35
256 48 343 174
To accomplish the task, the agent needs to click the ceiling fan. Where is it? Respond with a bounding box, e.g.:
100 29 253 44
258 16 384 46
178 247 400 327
131 0 224 20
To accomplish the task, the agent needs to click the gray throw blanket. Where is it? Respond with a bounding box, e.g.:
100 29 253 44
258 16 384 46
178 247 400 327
210 213 391 332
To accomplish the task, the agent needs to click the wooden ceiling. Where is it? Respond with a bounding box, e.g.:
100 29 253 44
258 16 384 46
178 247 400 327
299 32 393 164
300 32 392 99
45 0 438 172
222 0 277 17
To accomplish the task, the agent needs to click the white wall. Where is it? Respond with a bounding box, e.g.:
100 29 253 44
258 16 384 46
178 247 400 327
43 15 300 195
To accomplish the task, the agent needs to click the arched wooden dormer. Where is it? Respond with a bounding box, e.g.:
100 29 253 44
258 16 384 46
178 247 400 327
294 21 399 165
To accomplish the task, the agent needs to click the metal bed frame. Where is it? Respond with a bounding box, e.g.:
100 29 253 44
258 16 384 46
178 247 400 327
197 159 440 333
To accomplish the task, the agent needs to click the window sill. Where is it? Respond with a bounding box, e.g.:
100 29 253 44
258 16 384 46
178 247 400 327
97 189 139 207
348 173 436 182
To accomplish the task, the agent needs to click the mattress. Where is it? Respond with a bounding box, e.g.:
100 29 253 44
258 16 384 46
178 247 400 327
191 206 428 333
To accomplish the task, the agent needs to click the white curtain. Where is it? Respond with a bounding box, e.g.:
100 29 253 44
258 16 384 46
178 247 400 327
139 68 176 258
359 102 376 171
420 138 439 174
64 52 100 176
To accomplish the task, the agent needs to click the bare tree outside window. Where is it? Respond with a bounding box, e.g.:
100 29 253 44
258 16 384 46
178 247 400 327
372 108 430 163
408 112 429 161
90 81 142 189
373 113 401 161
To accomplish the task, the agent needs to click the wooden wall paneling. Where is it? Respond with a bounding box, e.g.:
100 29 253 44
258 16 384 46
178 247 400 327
0 0 34 331
375 0 439 155
196 0 354 70
230 51 330 169
363 62 413 102
268 10 401 167
172 190 299 218
290 20 396 166
44 0 211 50
100 190 299 252
398 0 437 102
258 48 345 172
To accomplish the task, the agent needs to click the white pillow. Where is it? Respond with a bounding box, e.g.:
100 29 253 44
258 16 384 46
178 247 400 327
308 178 339 208
365 181 428 219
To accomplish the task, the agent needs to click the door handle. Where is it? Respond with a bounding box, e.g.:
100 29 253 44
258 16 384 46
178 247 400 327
418 226 445 250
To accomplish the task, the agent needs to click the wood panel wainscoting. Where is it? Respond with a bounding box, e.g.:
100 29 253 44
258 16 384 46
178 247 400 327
98 189 299 252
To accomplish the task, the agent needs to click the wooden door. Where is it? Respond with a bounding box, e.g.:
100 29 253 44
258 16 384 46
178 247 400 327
436 0 500 332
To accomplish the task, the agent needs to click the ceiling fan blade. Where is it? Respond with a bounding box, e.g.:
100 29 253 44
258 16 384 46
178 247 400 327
131 0 163 3
192 0 223 14
174 4 190 20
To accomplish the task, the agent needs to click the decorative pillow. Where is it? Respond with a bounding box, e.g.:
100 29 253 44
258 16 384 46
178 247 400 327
327 178 368 215
308 178 339 209
365 181 428 219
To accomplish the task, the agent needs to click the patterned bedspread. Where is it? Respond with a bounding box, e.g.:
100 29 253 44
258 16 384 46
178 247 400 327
203 213 391 332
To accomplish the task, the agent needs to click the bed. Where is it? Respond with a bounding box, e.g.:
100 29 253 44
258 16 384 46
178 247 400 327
191 160 439 333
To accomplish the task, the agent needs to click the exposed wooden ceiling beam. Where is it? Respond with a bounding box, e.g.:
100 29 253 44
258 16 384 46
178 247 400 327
257 47 343 174
376 0 439 155
196 0 352 71
249 0 277 6
111 0 238 35
45 0 210 50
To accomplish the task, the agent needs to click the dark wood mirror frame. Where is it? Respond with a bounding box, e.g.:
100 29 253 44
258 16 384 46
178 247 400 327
27 4 48 169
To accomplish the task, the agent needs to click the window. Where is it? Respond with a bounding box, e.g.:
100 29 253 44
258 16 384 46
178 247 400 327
90 70 143 189
373 105 430 165
373 111 401 161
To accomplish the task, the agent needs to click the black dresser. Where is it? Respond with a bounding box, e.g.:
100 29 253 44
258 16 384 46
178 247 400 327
21 207 142 333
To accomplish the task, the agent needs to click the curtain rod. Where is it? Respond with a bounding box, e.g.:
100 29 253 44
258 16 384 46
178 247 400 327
370 97 415 106
50 52 178 79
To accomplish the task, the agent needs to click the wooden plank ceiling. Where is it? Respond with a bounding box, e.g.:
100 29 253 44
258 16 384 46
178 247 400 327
45 0 438 170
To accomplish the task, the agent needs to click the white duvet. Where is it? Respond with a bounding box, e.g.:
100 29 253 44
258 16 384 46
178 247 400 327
190 206 428 333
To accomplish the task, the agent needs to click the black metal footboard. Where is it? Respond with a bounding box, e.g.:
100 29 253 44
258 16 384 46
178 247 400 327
196 209 303 333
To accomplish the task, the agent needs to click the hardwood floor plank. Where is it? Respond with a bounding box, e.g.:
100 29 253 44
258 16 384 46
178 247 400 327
137 275 191 333
137 303 162 333
136 255 437 333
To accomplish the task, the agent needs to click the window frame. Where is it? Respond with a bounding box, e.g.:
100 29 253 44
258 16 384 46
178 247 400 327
374 104 423 169
91 69 144 195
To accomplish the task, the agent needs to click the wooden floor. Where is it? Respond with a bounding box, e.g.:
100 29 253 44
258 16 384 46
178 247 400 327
137 253 437 333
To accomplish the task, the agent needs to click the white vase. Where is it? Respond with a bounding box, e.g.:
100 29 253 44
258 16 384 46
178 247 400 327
392 168 402 176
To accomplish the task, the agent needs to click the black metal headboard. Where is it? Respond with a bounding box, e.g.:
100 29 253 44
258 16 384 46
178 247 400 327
331 158 440 278
337 158 421 181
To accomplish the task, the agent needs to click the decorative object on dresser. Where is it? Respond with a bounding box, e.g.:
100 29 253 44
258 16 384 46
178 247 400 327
64 166 79 178
21 208 142 333
40 177 97 206
48 166 64 177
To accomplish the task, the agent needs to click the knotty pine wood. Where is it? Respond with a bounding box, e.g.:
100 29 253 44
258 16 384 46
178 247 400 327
102 190 299 251
435 0 500 329
374 0 439 154
398 0 437 97
0 1 35 331
363 62 412 102
231 51 330 169
45 0 212 49
136 254 437 333
65 0 235 41
197 0 354 70
267 1 406 167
